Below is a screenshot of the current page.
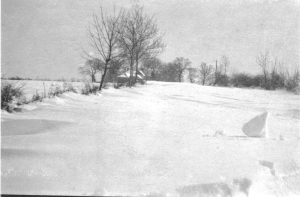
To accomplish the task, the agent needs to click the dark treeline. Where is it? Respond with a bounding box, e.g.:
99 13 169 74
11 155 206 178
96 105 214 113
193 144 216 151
141 54 300 93
78 4 299 93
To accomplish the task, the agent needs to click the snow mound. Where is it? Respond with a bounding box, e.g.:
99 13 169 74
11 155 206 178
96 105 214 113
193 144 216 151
53 97 66 104
242 112 269 138
259 160 276 176
250 160 300 197
22 104 38 111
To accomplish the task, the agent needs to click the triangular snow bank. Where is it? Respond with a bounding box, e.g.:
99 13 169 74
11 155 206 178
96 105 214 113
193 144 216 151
242 112 269 138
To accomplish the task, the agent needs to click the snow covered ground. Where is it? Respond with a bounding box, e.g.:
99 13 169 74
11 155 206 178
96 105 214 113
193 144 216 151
1 81 300 196
1 80 88 100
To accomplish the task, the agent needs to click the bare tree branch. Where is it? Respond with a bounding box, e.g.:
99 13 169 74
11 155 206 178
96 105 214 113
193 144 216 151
199 62 213 85
85 6 124 90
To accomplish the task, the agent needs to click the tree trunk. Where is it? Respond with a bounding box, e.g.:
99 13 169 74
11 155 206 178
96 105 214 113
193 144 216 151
214 60 218 85
129 58 134 87
112 73 117 86
99 62 108 91
151 68 156 80
134 57 139 84
263 71 268 89
92 74 96 83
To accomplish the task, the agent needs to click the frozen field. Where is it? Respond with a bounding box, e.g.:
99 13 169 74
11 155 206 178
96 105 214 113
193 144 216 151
1 81 300 196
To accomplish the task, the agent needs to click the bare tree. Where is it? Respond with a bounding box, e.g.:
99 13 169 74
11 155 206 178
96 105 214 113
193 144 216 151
199 62 213 85
220 55 230 74
256 51 270 89
87 6 123 91
269 58 286 89
142 57 162 80
105 58 125 84
117 8 139 87
187 67 198 83
133 6 164 83
173 57 191 82
118 5 164 86
213 60 218 85
79 58 103 82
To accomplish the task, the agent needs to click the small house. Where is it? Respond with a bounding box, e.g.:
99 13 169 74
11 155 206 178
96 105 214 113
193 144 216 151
116 69 146 87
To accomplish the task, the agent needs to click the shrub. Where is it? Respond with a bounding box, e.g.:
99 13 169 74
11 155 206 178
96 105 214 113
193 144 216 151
215 73 229 86
48 84 63 97
285 70 300 93
231 73 255 87
252 75 263 87
31 90 43 102
63 82 77 93
1 83 24 112
81 83 99 95
16 96 29 106
258 75 272 90
270 71 285 90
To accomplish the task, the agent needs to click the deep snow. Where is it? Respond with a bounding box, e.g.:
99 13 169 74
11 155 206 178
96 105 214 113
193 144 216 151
1 81 300 196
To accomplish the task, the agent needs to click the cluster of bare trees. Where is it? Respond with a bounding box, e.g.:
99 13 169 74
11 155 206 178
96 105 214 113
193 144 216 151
141 55 230 86
79 7 299 94
186 55 230 86
80 5 164 90
199 63 213 85
142 51 299 92
256 51 299 91
142 57 192 82
79 58 103 83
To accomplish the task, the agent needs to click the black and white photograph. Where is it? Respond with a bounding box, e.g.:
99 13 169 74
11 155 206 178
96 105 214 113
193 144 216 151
1 0 300 196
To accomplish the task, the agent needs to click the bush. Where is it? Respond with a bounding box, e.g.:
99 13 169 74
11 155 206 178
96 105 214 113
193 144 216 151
231 73 256 87
285 70 300 93
1 83 24 112
270 72 285 90
31 90 43 102
81 83 99 95
63 82 77 93
48 84 63 97
215 73 229 86
16 96 29 106
252 75 263 87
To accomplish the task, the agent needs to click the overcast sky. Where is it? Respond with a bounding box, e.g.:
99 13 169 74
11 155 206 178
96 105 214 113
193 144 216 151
2 0 300 79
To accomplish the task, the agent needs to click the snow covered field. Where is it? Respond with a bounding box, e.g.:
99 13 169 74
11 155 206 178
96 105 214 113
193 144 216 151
1 80 89 100
1 81 300 196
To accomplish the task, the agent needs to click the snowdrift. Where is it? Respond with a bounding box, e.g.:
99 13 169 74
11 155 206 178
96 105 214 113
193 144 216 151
1 81 299 196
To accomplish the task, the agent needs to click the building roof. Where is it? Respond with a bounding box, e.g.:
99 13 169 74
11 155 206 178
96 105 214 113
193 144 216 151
117 70 145 79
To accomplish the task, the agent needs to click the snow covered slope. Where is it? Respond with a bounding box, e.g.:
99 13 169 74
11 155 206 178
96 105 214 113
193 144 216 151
1 81 300 196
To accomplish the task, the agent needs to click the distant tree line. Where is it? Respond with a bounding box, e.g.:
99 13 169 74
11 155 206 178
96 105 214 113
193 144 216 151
141 53 300 93
78 4 299 93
